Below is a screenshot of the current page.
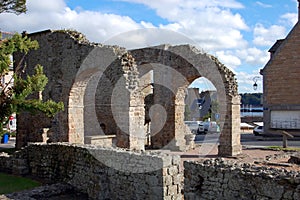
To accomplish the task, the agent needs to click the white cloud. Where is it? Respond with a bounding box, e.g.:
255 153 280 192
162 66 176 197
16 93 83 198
104 28 204 51
189 77 216 92
255 1 272 8
235 71 263 93
280 13 298 26
107 0 249 51
0 0 143 42
215 51 241 70
0 0 250 53
253 23 287 46
27 0 67 13
1 0 293 93
236 47 269 66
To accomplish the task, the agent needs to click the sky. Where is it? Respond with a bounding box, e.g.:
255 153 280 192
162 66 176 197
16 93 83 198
0 0 298 93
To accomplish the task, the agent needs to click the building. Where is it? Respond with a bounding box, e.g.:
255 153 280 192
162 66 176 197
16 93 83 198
261 0 300 135
184 88 218 121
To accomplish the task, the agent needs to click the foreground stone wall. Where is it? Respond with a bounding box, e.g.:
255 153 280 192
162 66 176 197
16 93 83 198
0 144 182 200
184 159 300 200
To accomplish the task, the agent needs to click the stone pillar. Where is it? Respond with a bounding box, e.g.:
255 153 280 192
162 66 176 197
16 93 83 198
150 84 176 149
174 87 192 151
218 95 242 156
128 95 145 151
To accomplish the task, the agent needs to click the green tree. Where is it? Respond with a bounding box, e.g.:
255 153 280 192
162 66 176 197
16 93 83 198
184 104 191 121
0 0 26 15
0 0 63 135
0 33 64 134
240 93 262 106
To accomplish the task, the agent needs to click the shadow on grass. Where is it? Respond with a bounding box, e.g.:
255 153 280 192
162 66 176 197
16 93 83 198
0 173 41 194
0 148 16 155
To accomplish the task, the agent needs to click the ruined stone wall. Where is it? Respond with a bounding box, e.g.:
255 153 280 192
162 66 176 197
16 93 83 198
130 45 241 155
0 144 182 200
14 30 144 150
14 29 241 155
184 159 300 200
14 30 95 147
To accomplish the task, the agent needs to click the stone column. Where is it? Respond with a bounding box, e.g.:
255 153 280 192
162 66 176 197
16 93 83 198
150 83 176 149
218 95 242 156
174 87 192 151
128 94 145 151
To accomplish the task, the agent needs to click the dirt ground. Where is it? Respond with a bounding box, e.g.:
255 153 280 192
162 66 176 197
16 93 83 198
176 144 300 172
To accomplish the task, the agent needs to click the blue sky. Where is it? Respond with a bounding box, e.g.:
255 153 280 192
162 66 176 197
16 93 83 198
0 0 298 93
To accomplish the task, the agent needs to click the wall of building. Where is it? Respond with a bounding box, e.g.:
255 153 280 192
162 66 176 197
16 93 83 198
0 143 182 200
263 23 300 106
184 159 300 200
263 21 300 135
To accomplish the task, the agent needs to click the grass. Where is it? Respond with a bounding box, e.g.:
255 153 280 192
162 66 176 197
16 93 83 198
0 173 41 194
0 148 16 155
266 146 300 151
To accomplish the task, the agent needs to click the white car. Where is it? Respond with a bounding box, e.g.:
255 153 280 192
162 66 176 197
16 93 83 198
185 121 205 134
253 126 264 136
201 121 219 133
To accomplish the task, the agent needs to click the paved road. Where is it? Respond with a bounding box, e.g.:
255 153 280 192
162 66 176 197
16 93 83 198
0 137 15 149
195 132 300 147
1 134 299 149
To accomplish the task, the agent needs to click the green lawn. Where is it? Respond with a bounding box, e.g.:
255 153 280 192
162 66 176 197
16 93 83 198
0 148 16 155
0 173 41 194
266 146 300 151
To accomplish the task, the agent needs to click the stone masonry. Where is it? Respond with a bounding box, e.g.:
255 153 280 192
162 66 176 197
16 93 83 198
1 144 300 199
184 158 300 200
0 143 182 200
14 29 241 156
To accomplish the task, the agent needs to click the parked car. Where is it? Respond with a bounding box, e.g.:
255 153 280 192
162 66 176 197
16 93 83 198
253 125 264 136
201 121 219 134
185 121 204 134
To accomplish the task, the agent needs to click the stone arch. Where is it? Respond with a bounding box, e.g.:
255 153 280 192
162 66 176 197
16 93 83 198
15 30 240 156
130 44 241 156
68 47 143 149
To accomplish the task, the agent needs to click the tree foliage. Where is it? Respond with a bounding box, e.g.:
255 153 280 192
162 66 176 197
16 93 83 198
240 93 263 106
0 0 26 15
0 33 64 133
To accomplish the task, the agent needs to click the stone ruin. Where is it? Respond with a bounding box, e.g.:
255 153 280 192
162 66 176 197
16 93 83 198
14 29 241 156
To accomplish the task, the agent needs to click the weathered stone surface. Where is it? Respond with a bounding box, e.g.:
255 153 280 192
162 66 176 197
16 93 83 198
3 183 87 200
0 143 182 200
184 159 300 200
15 29 241 156
288 154 300 164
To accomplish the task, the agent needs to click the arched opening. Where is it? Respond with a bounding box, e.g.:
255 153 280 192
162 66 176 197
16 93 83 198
130 44 242 156
184 77 217 123
68 48 143 150
138 66 154 148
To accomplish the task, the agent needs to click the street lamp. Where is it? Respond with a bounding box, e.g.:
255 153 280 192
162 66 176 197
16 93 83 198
253 82 258 90
253 76 260 91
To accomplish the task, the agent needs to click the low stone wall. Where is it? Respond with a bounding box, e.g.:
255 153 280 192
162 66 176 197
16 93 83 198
184 158 300 200
0 143 182 200
84 135 116 147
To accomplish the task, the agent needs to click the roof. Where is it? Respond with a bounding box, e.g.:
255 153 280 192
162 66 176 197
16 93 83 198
240 123 254 128
0 31 14 40
268 39 285 53
253 122 263 126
